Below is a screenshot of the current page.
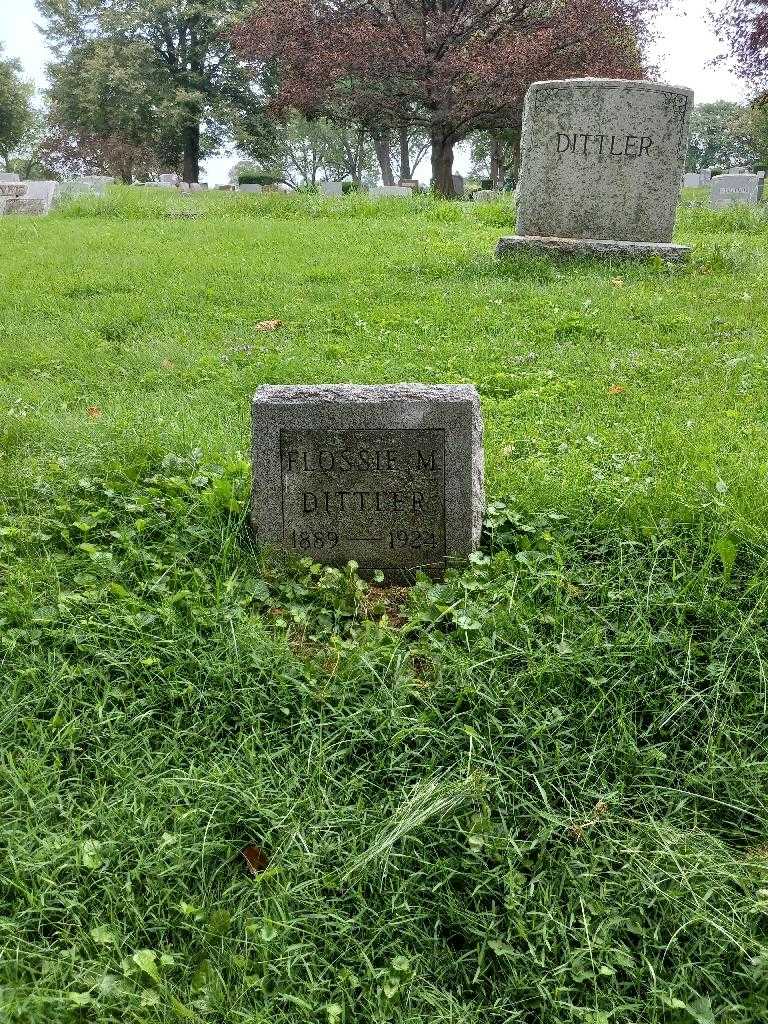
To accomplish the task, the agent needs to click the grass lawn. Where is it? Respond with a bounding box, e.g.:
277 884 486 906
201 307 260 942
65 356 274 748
2 186 768 1022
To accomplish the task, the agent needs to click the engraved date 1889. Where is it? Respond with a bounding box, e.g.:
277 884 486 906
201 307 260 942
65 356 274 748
290 529 340 550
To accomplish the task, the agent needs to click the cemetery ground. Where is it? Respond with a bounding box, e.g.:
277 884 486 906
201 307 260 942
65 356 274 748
2 185 768 1024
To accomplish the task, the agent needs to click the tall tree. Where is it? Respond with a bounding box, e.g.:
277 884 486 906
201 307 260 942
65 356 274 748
711 1 768 94
237 113 379 186
742 99 768 166
37 0 269 182
685 101 758 172
233 0 664 196
0 45 34 170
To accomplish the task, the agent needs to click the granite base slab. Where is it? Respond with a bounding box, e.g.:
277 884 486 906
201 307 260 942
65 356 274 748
496 235 690 261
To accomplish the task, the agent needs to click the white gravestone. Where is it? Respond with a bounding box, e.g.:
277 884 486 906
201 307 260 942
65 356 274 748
683 172 701 188
0 172 20 182
498 78 693 261
320 181 345 196
710 174 765 209
473 189 502 203
700 168 713 184
370 185 414 197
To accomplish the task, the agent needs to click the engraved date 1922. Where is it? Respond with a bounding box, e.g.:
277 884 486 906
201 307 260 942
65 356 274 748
389 529 438 551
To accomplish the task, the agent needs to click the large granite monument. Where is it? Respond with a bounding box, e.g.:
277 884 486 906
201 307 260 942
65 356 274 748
251 385 484 578
497 78 693 261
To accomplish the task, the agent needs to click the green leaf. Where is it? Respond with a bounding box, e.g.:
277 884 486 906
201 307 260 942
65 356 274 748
169 995 198 1021
686 996 715 1024
714 535 738 582
132 948 160 983
90 924 117 945
68 991 92 1006
488 939 515 956
81 839 103 869
140 988 161 1007
190 959 211 992
208 908 231 935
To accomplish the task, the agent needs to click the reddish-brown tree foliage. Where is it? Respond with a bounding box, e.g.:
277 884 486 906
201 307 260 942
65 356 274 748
712 1 768 96
233 0 665 194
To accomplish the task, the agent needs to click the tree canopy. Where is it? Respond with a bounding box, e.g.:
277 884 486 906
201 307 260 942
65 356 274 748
37 0 271 181
686 100 758 171
0 45 34 169
233 0 665 194
711 0 768 96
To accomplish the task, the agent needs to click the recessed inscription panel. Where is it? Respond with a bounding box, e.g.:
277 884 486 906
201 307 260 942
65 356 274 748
280 429 446 570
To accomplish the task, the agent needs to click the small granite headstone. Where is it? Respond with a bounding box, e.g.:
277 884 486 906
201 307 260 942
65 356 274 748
399 179 421 191
452 173 465 196
473 189 502 203
0 172 20 182
251 384 484 578
497 77 693 261
683 172 701 188
700 168 713 184
320 181 345 196
710 174 765 209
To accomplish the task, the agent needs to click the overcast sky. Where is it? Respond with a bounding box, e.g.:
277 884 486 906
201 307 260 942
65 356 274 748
0 0 748 184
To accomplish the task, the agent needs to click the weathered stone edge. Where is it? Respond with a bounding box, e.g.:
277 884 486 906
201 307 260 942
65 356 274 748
253 383 481 405
528 77 693 98
495 236 691 262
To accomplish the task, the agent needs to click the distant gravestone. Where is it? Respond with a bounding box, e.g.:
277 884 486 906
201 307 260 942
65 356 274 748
319 181 345 196
250 384 484 578
473 189 502 203
159 173 179 184
452 173 465 196
498 78 693 261
399 179 420 191
0 172 20 182
2 181 56 214
370 185 414 197
700 168 713 184
710 174 765 209
25 181 57 211
683 172 701 188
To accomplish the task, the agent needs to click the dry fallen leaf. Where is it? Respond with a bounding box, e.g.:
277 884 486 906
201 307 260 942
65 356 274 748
87 406 102 418
608 385 625 395
161 359 175 370
241 845 269 875
254 319 283 332
611 277 624 288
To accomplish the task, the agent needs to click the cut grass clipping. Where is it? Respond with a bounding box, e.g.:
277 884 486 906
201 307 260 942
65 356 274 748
1 187 768 1022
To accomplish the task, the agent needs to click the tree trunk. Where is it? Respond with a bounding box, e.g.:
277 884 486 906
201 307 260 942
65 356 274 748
398 125 411 181
182 121 200 183
430 128 454 197
490 135 503 188
372 128 394 185
507 126 522 190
